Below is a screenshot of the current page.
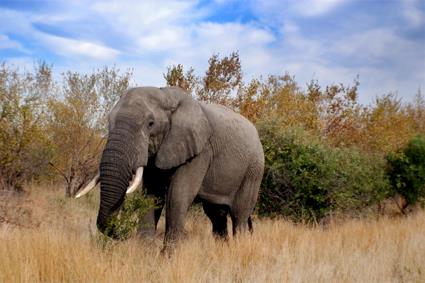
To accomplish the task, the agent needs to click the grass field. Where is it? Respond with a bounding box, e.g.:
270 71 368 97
0 184 424 283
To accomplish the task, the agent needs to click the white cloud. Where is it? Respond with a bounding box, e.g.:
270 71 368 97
252 0 350 25
281 22 324 59
293 0 349 17
0 34 22 49
194 22 274 51
245 19 424 103
0 0 423 104
247 1 424 102
0 8 33 34
330 28 413 60
86 0 209 56
90 0 202 36
137 26 189 51
158 22 276 80
326 27 425 95
2 56 36 72
40 34 120 60
213 0 235 4
402 0 424 28
0 6 119 60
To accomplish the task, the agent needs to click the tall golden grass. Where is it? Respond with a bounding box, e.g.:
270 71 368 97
0 185 424 282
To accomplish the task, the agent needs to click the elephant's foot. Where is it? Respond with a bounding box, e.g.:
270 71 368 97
137 225 156 239
212 228 229 241
161 228 188 255
160 244 175 257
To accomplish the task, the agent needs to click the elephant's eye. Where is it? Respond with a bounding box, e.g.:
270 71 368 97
148 121 154 128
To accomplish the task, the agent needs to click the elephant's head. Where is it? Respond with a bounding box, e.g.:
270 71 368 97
76 87 211 237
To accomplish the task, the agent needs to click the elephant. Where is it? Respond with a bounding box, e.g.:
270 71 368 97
75 86 264 248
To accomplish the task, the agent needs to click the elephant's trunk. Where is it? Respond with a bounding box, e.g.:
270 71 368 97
97 120 147 237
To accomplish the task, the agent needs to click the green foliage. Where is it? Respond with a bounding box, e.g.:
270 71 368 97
0 62 54 190
257 119 390 222
103 192 157 239
386 134 425 205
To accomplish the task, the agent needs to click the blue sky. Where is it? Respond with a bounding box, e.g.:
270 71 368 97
0 0 424 104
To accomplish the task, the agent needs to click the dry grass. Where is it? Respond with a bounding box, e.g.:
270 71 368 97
0 185 424 283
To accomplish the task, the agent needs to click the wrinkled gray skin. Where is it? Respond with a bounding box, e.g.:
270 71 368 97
97 86 264 247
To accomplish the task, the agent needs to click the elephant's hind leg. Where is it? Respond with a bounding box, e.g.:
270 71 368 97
248 216 253 233
230 162 262 235
202 201 229 240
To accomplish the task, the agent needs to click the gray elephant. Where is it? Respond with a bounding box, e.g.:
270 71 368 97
76 86 264 247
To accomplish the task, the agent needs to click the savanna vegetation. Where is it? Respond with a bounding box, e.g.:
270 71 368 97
1 53 425 282
0 185 424 282
2 53 424 217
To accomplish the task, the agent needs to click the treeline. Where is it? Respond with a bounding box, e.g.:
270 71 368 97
1 52 424 221
164 52 424 153
163 52 425 220
0 62 131 196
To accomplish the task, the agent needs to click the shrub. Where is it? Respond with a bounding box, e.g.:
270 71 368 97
103 191 157 239
257 119 390 222
386 134 425 206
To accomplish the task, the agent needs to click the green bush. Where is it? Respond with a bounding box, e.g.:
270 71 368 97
386 134 425 206
104 191 157 239
257 120 390 222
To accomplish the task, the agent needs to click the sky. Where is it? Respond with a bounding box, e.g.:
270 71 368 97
0 0 424 104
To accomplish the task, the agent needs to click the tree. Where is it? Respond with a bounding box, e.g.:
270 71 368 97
0 62 53 191
313 78 365 147
197 52 242 107
363 93 416 153
163 64 196 94
47 67 132 197
235 78 265 122
408 89 425 133
164 52 243 109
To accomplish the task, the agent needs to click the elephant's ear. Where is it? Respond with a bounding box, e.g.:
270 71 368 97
155 88 212 169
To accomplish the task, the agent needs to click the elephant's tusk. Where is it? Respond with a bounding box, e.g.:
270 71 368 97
126 167 144 194
75 172 100 198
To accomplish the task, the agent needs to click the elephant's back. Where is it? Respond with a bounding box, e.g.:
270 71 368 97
199 102 263 162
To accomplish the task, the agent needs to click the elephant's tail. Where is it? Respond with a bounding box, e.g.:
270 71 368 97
248 216 253 233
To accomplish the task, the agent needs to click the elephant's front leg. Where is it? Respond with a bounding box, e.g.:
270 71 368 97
138 160 170 238
164 153 210 249
137 193 165 238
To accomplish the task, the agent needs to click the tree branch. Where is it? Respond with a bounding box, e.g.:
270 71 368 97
48 162 69 184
